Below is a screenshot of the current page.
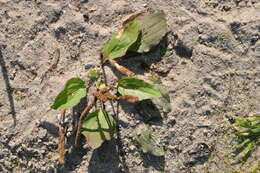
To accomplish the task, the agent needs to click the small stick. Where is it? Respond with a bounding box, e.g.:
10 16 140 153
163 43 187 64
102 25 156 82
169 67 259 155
75 98 97 146
40 48 61 83
58 110 66 165
109 59 135 77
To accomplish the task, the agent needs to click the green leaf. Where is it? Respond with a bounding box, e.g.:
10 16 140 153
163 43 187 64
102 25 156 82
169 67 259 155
103 20 142 61
164 47 173 57
87 70 101 80
51 78 87 110
236 138 252 149
102 11 167 61
117 77 162 100
236 118 253 128
133 12 167 53
247 117 260 122
237 142 256 160
135 130 164 157
82 110 116 149
234 116 260 161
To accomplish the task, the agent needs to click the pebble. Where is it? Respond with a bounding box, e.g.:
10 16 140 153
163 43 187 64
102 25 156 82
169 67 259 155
85 63 95 70
38 129 47 139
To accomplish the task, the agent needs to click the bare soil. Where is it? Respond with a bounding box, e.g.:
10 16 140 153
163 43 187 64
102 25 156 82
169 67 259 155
0 0 260 173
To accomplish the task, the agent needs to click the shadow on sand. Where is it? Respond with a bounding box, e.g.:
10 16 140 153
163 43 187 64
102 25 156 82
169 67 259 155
0 48 16 127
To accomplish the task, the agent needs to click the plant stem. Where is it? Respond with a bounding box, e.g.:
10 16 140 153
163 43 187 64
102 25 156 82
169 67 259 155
109 59 135 76
75 98 97 146
58 110 66 165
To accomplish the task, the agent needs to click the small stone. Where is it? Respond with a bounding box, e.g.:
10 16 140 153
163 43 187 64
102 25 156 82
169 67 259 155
129 145 135 150
83 154 88 160
4 160 11 168
85 63 95 70
39 149 46 154
38 129 47 139
83 143 89 149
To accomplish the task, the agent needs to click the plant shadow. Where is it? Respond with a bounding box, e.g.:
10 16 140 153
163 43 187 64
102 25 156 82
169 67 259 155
55 139 90 173
88 140 124 173
0 48 17 127
39 121 59 138
140 153 166 171
118 100 163 126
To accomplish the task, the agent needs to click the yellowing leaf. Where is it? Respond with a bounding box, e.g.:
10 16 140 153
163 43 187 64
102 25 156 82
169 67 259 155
132 12 167 53
82 110 116 149
51 78 87 110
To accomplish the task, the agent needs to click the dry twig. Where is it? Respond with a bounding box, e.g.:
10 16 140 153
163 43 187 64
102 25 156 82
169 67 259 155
75 98 97 146
58 110 66 165
40 48 61 83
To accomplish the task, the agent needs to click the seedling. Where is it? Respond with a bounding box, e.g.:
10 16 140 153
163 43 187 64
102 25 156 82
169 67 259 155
51 11 170 165
233 116 260 161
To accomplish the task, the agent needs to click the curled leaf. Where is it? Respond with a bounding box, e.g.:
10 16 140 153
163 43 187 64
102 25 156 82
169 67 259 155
51 78 87 110
82 110 116 149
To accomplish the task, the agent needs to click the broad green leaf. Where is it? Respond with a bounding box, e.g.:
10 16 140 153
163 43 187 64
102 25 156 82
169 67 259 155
133 12 167 53
135 130 164 157
103 20 142 61
82 110 116 149
117 77 162 100
51 78 87 110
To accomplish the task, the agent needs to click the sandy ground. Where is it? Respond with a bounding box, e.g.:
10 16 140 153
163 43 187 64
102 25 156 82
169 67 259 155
0 0 260 173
